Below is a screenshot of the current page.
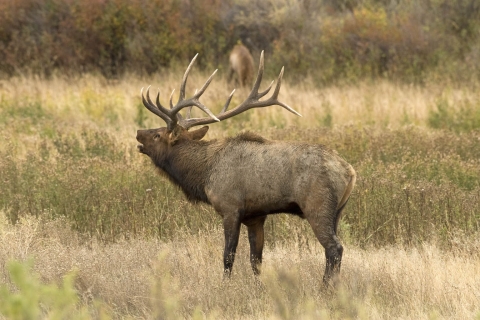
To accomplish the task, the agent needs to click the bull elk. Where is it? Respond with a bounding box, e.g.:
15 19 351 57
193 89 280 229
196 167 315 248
227 44 255 87
136 52 356 285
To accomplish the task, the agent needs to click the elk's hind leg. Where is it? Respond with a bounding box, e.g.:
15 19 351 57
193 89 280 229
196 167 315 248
244 216 266 276
303 198 343 286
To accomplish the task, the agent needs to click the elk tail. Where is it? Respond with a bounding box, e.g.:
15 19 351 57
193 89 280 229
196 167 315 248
334 165 357 234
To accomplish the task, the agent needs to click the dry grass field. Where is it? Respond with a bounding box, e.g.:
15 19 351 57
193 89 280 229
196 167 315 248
1 69 480 319
1 212 479 319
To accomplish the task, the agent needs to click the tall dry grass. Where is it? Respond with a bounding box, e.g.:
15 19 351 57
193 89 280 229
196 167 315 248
0 212 479 319
1 71 477 136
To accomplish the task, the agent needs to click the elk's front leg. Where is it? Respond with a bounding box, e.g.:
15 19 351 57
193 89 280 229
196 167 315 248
245 217 266 276
223 213 242 277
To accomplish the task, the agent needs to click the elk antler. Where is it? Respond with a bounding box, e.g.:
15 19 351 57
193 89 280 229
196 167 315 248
141 51 301 130
141 53 220 130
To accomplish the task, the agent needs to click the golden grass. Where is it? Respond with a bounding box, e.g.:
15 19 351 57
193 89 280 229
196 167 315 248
1 70 475 166
1 71 476 133
1 212 479 319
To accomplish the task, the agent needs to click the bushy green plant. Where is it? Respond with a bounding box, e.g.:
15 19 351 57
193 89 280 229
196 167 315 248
0 260 94 320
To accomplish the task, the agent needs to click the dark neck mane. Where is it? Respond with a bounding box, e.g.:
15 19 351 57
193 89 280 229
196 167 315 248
153 140 216 203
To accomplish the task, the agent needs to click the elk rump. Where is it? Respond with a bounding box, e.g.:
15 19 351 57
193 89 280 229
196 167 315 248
228 43 255 87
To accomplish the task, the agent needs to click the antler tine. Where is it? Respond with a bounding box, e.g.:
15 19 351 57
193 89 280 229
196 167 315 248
193 69 218 98
141 86 172 125
154 90 171 116
144 86 155 107
169 89 175 109
182 91 196 119
220 89 236 113
249 50 265 98
176 104 193 120
262 66 302 117
170 69 218 113
257 80 274 99
160 55 220 126
271 66 285 100
186 106 193 119
179 53 198 102
271 100 302 117
169 67 220 124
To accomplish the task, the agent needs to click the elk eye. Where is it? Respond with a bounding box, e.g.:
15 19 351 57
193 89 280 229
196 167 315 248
153 133 160 139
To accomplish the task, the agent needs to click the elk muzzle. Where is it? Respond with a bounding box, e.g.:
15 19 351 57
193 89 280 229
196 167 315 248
136 130 147 154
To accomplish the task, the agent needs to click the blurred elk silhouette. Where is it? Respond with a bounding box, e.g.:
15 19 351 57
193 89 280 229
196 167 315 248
136 52 356 285
227 43 254 87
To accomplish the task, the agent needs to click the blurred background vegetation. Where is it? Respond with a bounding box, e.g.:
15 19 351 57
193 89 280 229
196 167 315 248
0 0 479 83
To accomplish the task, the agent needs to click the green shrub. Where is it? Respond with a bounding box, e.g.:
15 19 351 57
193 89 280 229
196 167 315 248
0 260 93 320
0 0 479 82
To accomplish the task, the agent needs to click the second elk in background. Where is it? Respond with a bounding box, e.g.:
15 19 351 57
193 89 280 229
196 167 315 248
228 43 255 88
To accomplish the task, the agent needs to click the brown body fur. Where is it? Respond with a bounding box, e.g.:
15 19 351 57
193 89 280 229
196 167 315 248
137 127 356 284
228 44 255 87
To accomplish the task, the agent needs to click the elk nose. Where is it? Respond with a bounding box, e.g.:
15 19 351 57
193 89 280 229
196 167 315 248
136 130 143 141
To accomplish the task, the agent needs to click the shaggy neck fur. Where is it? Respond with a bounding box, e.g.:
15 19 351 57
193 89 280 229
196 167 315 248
152 139 218 204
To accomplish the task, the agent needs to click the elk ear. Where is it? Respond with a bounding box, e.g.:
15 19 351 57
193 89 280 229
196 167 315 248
168 126 184 144
189 126 209 141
